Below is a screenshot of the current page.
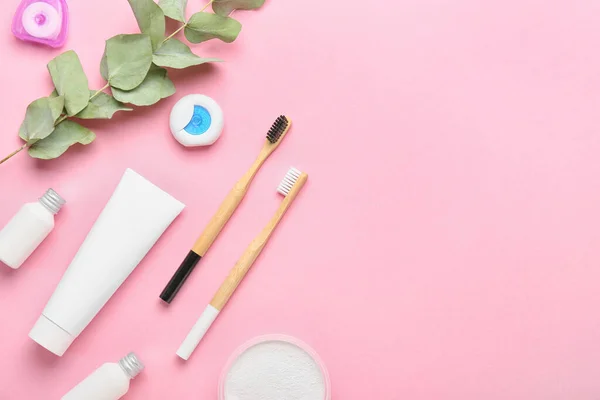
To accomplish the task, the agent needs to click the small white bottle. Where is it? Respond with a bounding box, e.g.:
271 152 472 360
0 189 65 269
62 353 144 400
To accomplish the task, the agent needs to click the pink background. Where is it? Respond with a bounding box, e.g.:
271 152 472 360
2 0 600 398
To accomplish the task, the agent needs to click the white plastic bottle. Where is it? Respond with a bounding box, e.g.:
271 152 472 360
62 353 144 400
0 189 65 269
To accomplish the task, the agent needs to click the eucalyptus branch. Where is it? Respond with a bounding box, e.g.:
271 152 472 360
0 144 28 165
1 0 261 166
1 82 110 165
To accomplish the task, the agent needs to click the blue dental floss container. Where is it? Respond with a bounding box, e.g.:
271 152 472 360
170 95 224 147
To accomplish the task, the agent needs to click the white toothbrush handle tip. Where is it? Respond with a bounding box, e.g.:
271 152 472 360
176 305 220 361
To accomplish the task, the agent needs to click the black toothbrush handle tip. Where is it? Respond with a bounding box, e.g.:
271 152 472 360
160 251 202 304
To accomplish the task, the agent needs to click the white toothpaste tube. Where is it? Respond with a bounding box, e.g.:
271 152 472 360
29 168 185 356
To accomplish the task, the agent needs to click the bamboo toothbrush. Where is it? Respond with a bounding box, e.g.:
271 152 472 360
176 167 308 360
160 116 293 304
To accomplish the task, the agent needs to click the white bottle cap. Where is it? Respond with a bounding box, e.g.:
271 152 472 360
29 315 75 356
119 353 145 379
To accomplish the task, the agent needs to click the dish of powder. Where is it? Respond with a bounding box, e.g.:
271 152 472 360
222 338 328 400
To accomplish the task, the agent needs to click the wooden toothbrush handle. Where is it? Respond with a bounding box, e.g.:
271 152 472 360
210 173 308 311
191 181 248 256
191 149 271 257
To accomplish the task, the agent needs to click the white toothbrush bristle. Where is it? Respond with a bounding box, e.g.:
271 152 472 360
277 167 302 196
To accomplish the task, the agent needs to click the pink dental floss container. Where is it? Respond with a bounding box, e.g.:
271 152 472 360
12 0 69 48
219 335 331 400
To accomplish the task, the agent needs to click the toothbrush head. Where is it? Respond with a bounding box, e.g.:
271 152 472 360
266 115 291 145
277 167 303 196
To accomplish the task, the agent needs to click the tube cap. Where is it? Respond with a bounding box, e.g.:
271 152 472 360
29 315 75 356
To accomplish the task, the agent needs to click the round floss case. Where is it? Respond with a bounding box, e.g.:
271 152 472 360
169 94 224 147
219 335 331 400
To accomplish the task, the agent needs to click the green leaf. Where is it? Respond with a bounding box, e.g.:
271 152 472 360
100 50 109 81
158 0 188 22
28 120 96 160
112 65 175 106
76 91 133 119
127 0 166 50
104 34 153 91
18 96 65 142
184 12 242 44
153 39 222 69
47 51 90 116
212 0 265 16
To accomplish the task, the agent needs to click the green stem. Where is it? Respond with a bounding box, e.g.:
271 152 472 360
199 0 215 13
162 24 187 45
55 115 68 125
0 143 28 165
160 0 215 46
90 83 111 102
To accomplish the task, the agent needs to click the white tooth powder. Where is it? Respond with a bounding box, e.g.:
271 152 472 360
223 338 328 400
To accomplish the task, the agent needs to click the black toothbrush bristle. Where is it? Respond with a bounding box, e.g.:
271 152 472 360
266 115 289 144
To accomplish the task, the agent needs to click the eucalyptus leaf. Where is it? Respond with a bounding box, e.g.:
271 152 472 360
158 0 188 22
76 91 133 119
18 96 65 142
153 39 222 69
28 120 95 160
104 34 153 91
127 0 166 50
184 12 242 44
100 50 109 81
112 65 175 106
213 0 265 16
47 51 90 116
48 96 65 121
